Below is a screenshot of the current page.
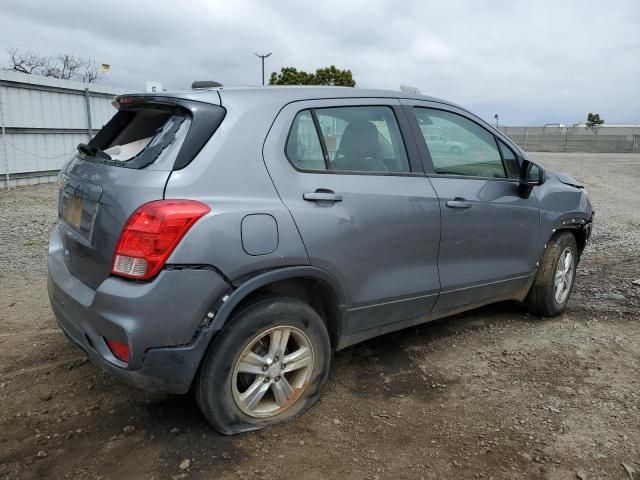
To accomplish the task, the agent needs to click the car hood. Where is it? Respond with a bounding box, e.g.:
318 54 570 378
554 171 584 188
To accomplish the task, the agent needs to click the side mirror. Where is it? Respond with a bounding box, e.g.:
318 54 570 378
520 160 545 186
519 160 544 198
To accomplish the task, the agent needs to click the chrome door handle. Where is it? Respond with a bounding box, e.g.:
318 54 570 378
303 192 343 202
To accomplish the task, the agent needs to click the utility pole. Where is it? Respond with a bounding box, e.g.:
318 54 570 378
255 52 272 86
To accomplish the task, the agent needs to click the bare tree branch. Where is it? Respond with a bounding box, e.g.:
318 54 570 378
79 58 102 83
4 47 106 83
6 47 46 75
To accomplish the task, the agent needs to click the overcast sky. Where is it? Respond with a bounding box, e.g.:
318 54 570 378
1 0 638 125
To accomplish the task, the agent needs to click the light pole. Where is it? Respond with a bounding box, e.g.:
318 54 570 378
255 52 272 86
494 114 499 129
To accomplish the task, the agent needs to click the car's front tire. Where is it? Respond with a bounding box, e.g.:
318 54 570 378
195 297 331 434
525 232 578 316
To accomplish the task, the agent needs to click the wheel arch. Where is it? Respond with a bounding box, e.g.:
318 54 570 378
208 266 347 350
547 213 593 256
555 227 588 255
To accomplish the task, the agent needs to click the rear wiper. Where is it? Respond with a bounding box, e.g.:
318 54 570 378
76 143 112 160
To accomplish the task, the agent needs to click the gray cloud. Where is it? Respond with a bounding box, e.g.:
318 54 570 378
1 0 638 125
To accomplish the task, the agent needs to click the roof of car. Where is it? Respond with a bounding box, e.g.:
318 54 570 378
135 86 463 110
221 86 459 106
217 85 445 99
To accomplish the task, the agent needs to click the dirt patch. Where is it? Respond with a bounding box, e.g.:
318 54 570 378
1 153 640 479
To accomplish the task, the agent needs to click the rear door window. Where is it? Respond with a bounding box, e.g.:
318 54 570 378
286 106 410 174
285 110 326 170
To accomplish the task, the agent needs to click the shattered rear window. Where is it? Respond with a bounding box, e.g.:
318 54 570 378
78 107 187 169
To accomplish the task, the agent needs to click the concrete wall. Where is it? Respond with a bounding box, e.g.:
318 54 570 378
0 71 130 187
499 126 640 153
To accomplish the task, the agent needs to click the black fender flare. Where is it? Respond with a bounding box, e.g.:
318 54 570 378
544 211 594 257
552 212 592 231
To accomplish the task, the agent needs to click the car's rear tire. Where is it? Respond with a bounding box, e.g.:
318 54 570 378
525 231 578 316
195 297 331 435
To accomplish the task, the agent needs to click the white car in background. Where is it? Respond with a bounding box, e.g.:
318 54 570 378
422 133 468 155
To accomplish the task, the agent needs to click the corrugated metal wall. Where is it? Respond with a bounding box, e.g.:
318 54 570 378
0 70 130 186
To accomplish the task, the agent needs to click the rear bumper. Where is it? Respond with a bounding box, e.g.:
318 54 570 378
47 226 230 394
53 304 217 393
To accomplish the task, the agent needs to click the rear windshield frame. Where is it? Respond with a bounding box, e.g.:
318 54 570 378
81 96 225 170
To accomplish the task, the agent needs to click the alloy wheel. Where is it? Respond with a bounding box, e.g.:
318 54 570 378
554 247 575 304
231 326 314 418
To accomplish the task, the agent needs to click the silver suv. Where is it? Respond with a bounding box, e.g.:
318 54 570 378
48 87 593 434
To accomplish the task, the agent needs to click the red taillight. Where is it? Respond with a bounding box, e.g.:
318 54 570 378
112 200 210 280
117 96 136 105
105 338 130 363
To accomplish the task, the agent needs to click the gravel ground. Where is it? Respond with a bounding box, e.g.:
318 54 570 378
0 152 639 480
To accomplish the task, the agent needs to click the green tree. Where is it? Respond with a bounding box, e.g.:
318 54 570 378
268 67 315 86
269 65 355 87
585 112 604 133
313 66 356 86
